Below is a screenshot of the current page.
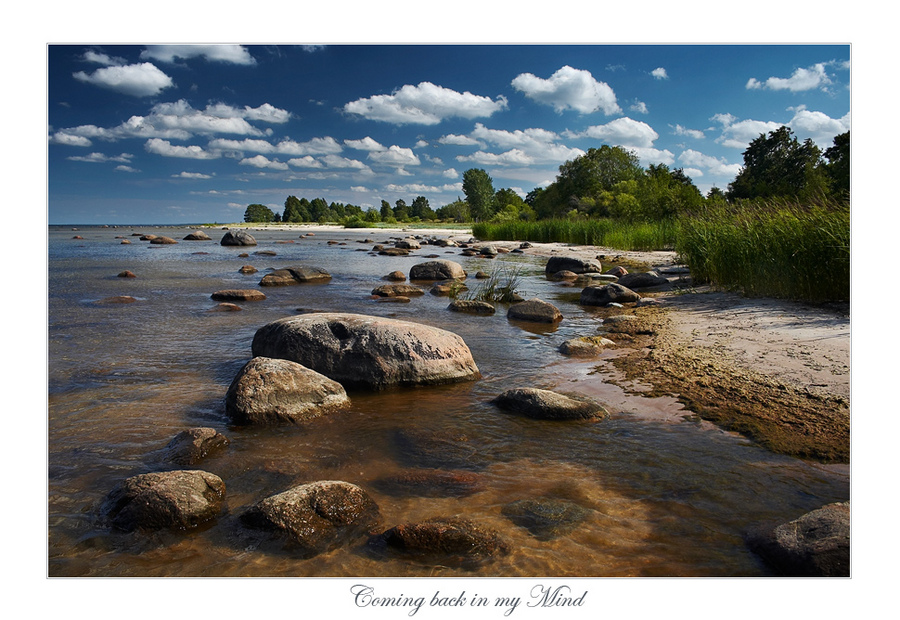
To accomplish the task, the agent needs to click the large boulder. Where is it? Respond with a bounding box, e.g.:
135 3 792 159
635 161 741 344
617 271 669 289
491 388 609 421
745 501 850 576
225 357 350 424
447 300 495 315
241 480 381 557
409 259 466 281
545 256 602 275
559 336 616 357
395 238 421 250
507 298 563 323
251 313 480 390
163 427 229 466
260 265 332 286
149 236 178 245
220 230 258 246
102 470 226 532
183 230 212 241
580 283 640 306
370 517 509 566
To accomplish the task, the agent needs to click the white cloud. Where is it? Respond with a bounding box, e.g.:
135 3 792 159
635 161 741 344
173 171 213 179
239 155 289 170
344 82 507 125
344 137 386 151
385 182 462 194
287 156 323 168
321 154 370 170
456 149 534 166
566 117 659 148
82 50 125 66
631 147 675 167
673 124 705 139
141 45 256 65
714 117 784 149
651 67 669 80
73 62 174 97
438 134 482 147
50 132 92 146
368 145 421 167
210 136 343 157
679 149 743 177
414 140 428 148
443 168 459 179
145 138 220 159
630 100 649 114
466 123 583 163
511 65 620 115
746 63 831 92
66 152 133 163
788 108 850 146
115 165 138 173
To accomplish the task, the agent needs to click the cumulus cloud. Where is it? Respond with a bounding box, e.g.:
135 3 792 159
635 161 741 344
368 145 421 167
466 123 583 163
713 115 783 149
438 134 482 147
73 62 174 97
173 171 213 179
566 117 659 149
511 65 620 115
651 67 669 80
456 149 534 166
679 149 742 178
787 107 850 146
141 45 256 65
145 138 220 159
239 155 289 170
209 136 343 157
50 132 92 146
673 124 705 139
631 147 675 167
385 182 463 194
321 154 370 170
746 63 831 92
443 168 459 179
630 100 649 114
344 137 386 151
344 82 508 125
82 50 126 66
66 152 133 163
115 165 138 173
287 156 323 168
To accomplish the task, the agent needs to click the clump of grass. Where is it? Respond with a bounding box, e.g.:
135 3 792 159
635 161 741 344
675 198 849 302
462 265 525 303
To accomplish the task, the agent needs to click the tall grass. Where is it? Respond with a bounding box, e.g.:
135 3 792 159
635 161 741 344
473 218 677 251
676 198 849 302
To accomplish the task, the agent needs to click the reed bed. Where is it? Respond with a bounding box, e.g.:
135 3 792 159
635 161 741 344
676 200 850 302
473 218 677 251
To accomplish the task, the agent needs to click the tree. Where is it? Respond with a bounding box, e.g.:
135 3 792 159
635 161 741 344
393 198 409 221
462 168 496 221
632 164 704 220
244 203 275 223
436 198 470 223
556 146 643 204
727 126 829 201
282 195 305 223
410 196 435 220
824 131 850 198
380 200 393 221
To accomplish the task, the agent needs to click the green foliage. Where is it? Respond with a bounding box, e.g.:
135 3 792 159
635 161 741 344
410 196 436 220
436 198 471 223
473 218 677 251
244 203 276 223
676 198 849 302
463 264 525 303
462 168 497 221
824 131 850 198
556 145 643 204
727 126 830 201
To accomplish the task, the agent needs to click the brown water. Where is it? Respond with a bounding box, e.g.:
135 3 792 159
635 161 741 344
47 225 849 577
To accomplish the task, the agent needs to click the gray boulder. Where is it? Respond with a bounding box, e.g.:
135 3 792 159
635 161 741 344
260 265 332 286
491 388 608 420
251 313 480 390
448 300 495 315
507 298 563 323
211 289 266 301
409 259 466 281
617 271 669 289
371 283 425 297
241 480 381 558
559 336 616 357
545 256 602 275
580 283 640 306
395 238 421 250
102 470 226 532
163 427 229 466
746 501 850 576
220 230 258 246
225 356 349 424
183 230 212 241
370 517 508 565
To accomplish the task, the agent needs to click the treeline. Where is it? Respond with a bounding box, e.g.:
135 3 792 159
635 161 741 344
243 195 470 225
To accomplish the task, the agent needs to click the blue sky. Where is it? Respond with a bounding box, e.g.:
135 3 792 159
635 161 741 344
48 44 850 224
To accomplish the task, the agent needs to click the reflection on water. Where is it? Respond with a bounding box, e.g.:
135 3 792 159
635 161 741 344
47 226 848 577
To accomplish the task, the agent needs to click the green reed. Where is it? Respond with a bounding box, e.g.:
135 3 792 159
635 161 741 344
675 199 849 302
472 218 677 251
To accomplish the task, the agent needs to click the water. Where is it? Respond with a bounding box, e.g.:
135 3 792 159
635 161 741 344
47 225 848 577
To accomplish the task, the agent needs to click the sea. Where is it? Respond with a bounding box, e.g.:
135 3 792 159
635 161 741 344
46 224 849 578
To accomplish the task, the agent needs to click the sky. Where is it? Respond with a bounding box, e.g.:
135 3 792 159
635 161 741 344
47 43 850 225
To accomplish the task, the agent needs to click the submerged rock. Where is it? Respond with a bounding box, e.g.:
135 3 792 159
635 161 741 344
502 498 591 540
241 480 381 558
491 388 608 421
251 313 480 390
745 501 850 577
392 428 483 470
211 289 266 301
102 470 226 532
447 299 495 315
371 469 483 498
371 284 425 297
225 356 350 424
163 427 230 467
259 265 332 286
370 517 509 566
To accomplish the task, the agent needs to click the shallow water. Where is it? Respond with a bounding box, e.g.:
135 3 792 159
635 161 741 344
47 225 849 577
